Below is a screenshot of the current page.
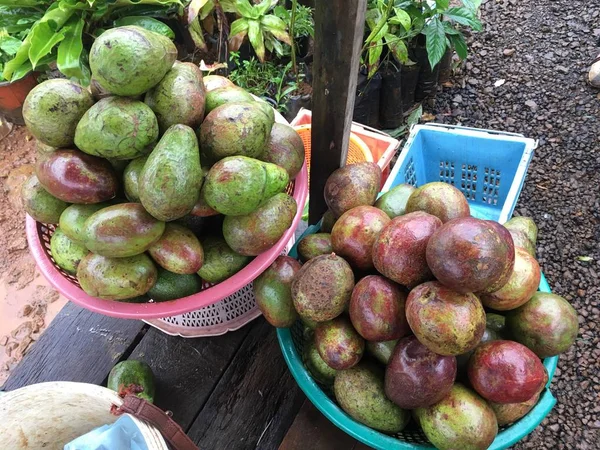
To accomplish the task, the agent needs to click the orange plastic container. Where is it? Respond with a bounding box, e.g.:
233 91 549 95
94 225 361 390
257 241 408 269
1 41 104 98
290 108 400 186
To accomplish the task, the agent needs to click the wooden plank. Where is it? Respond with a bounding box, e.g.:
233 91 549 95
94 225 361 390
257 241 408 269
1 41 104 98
2 302 145 390
126 324 252 430
308 0 368 224
279 400 357 450
186 318 305 449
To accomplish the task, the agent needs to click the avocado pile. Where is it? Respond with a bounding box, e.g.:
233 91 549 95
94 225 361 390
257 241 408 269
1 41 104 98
255 164 579 450
21 26 305 303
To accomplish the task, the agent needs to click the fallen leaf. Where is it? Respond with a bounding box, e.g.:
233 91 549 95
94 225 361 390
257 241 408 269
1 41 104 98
422 112 436 122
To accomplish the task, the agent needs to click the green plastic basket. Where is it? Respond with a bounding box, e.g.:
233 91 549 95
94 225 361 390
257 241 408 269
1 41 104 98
277 223 558 450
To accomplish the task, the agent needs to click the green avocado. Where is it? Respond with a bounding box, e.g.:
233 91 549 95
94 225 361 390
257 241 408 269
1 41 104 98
50 227 89 274
123 156 148 203
59 203 108 244
197 236 250 284
148 268 203 302
21 175 69 224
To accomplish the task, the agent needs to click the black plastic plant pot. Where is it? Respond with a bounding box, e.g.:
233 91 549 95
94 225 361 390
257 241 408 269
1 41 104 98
379 68 404 129
399 63 420 113
284 94 312 122
438 47 454 85
414 45 441 102
353 69 382 128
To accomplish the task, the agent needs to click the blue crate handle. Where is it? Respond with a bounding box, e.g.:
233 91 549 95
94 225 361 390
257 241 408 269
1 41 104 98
413 122 538 142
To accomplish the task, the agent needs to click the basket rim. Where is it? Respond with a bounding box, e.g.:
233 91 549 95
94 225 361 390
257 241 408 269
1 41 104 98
26 161 308 320
276 224 559 450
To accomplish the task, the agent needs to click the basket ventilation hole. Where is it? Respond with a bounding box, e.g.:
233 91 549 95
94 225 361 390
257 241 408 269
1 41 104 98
482 167 501 205
459 164 477 200
404 157 417 186
438 161 455 185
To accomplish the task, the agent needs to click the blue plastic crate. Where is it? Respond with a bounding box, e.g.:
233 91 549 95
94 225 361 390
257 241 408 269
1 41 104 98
383 124 537 223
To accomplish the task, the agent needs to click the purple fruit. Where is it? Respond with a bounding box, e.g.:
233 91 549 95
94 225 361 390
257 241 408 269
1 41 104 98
489 393 540 426
405 182 470 223
385 336 456 409
315 316 364 370
324 162 381 218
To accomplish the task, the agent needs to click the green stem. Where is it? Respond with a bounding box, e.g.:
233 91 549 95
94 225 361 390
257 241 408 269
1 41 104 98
290 0 297 77
361 0 393 53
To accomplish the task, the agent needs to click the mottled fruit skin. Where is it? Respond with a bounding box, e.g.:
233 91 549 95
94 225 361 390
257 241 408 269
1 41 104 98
36 149 118 204
490 393 539 426
204 86 254 114
315 316 364 370
200 102 273 162
139 124 202 221
366 339 398 365
292 254 355 322
77 252 157 300
84 203 165 257
203 75 234 92
385 336 457 409
509 229 536 257
253 256 302 327
372 212 442 288
504 216 538 245
415 384 498 450
468 340 548 403
260 123 305 179
480 247 540 311
297 233 332 262
23 79 94 148
223 193 296 256
331 206 390 270
203 156 288 216
90 26 177 96
50 227 89 274
406 182 470 223
148 223 203 274
197 236 250 283
374 183 416 219
321 209 336 232
144 61 206 133
506 292 579 358
21 175 68 224
481 221 516 293
75 97 159 160
107 360 155 402
123 156 148 202
334 362 409 433
303 340 337 385
254 100 275 124
349 276 410 341
59 203 107 243
406 281 486 355
148 268 202 302
426 217 515 293
190 192 219 217
456 327 501 376
324 162 382 218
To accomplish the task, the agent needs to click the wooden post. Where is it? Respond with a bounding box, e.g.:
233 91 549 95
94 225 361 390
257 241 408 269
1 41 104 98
308 0 367 224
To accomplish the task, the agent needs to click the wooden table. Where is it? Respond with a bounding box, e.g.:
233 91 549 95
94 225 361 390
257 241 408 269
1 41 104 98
1 302 368 449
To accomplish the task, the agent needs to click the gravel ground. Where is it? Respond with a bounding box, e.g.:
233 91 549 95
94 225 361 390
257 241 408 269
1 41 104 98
431 0 599 448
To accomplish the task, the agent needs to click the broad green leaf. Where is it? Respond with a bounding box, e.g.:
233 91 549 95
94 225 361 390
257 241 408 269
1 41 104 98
261 14 287 32
255 0 272 16
389 7 411 31
247 19 265 62
462 0 482 12
219 0 238 13
435 0 449 11
187 0 210 24
407 104 422 127
367 40 382 79
444 7 482 31
0 35 21 55
365 8 381 31
385 34 408 64
448 32 468 59
199 0 214 19
424 17 447 69
114 16 176 38
57 16 85 81
270 35 284 56
364 11 388 45
187 16 207 51
11 52 54 81
235 0 258 19
0 0 43 5
229 17 249 38
28 21 66 69
442 21 461 35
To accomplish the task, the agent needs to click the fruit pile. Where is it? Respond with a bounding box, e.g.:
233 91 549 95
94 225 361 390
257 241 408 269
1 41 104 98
255 162 579 450
20 26 305 303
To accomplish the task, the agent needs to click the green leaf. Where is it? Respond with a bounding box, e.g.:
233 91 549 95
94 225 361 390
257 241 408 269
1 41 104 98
385 34 408 64
219 0 238 13
230 17 249 38
0 35 22 56
187 16 207 51
235 0 258 19
57 16 85 82
424 17 447 69
247 19 265 62
367 40 382 78
28 21 66 69
114 16 176 39
462 0 482 12
389 7 411 31
262 15 291 45
444 7 482 31
576 255 593 262
187 0 211 24
435 0 449 11
442 21 461 35
407 104 422 127
255 0 272 16
199 0 214 19
266 32 285 56
448 32 468 59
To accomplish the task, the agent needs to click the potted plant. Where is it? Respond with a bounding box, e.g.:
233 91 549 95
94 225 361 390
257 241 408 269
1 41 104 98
0 5 44 124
